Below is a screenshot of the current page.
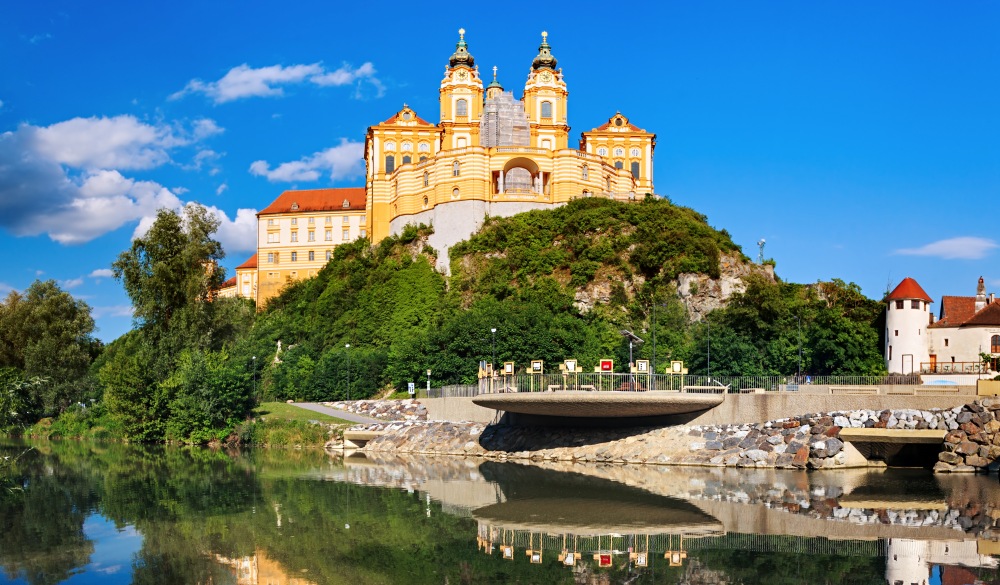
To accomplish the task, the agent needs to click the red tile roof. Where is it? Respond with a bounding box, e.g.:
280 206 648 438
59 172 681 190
961 300 1000 327
236 253 258 270
258 188 366 216
591 114 646 133
930 296 976 328
886 277 933 302
221 276 236 288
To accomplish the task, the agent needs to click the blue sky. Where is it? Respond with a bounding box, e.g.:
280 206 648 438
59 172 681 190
1 1 998 341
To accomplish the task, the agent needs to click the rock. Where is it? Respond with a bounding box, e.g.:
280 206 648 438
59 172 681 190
960 422 983 435
767 435 785 445
834 416 850 428
938 451 964 465
966 455 990 467
745 449 768 462
956 441 981 456
957 411 974 424
945 430 965 444
705 440 724 450
792 446 810 466
933 461 955 473
824 438 844 457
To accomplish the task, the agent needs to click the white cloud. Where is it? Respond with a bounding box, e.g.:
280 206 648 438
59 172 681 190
0 116 221 244
206 206 258 254
92 305 134 319
249 139 363 182
89 268 114 279
895 237 999 260
172 62 383 103
60 277 84 289
216 183 228 195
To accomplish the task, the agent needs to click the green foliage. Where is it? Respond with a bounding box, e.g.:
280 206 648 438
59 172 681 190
0 281 98 414
0 372 44 431
161 350 255 443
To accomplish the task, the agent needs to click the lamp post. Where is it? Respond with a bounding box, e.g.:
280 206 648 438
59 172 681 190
706 318 711 379
426 369 432 397
345 343 351 401
490 327 497 371
252 355 256 399
796 316 802 380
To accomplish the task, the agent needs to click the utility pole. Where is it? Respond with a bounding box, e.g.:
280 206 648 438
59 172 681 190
345 343 351 401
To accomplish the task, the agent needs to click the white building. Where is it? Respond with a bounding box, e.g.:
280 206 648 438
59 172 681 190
885 276 1000 375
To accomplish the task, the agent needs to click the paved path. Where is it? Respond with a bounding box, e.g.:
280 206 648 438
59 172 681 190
292 402 382 425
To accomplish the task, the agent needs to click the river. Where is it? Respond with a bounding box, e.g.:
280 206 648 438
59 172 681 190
0 439 997 584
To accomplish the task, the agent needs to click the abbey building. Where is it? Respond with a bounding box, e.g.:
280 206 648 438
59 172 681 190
227 30 657 305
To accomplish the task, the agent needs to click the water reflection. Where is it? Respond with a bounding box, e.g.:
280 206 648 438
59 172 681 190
0 439 998 584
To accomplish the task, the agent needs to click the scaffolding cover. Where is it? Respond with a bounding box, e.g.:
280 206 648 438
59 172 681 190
480 91 530 147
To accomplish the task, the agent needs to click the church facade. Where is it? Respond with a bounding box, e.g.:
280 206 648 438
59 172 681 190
238 30 658 305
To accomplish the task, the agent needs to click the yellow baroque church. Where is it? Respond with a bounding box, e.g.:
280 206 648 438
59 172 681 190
233 30 657 306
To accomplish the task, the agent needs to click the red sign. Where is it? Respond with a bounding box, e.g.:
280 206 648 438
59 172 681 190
599 554 612 567
600 360 614 372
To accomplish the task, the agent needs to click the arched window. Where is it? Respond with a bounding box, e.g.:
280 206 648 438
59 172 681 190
423 196 429 207
992 335 1000 353
401 141 412 152
613 147 625 157
456 99 468 117
418 142 430 152
614 161 623 170
423 171 429 187
541 101 552 118
597 147 608 156
630 147 641 157
452 187 460 199
452 161 460 177
385 155 395 174
419 155 427 162
402 155 411 164
384 141 395 151
630 161 640 179
581 165 588 180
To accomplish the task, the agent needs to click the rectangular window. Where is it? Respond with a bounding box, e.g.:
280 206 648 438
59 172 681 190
308 231 315 242
385 155 395 174
326 250 332 260
267 218 275 226
342 229 350 240
290 231 298 242
631 161 640 179
267 253 274 263
308 251 315 261
308 217 315 225
895 300 904 309
911 300 920 309
894 330 898 337
325 216 332 224
325 229 332 241
291 251 297 262
945 338 949 347
267 233 279 243
342 216 350 225
360 229 367 239
291 218 297 225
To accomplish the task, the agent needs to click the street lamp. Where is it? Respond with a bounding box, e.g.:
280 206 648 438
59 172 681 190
620 329 645 367
345 343 351 401
795 316 802 380
706 318 711 379
490 328 497 373
426 369 432 397
252 355 256 399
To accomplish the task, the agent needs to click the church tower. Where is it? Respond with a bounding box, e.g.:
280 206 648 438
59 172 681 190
439 29 484 151
885 277 933 374
522 32 569 151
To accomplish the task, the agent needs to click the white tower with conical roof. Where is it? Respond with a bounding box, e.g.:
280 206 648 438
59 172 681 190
885 277 934 374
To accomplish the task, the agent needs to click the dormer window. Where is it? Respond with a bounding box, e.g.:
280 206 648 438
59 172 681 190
290 202 299 211
342 199 350 209
402 111 412 121
615 117 624 127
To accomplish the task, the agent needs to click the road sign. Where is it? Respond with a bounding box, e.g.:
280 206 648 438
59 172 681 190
407 382 415 395
636 359 649 373
600 359 614 372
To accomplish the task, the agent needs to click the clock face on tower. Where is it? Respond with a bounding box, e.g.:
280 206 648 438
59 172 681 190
540 72 552 82
457 70 468 80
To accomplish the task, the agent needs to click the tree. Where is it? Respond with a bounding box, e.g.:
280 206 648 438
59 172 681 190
0 280 97 414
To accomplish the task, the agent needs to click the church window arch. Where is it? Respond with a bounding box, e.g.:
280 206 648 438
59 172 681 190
605 177 612 191
597 147 608 157
992 335 1000 353
385 141 396 151
452 187 461 199
418 142 430 152
423 196 429 207
385 155 395 174
402 155 411 164
614 161 623 170
630 147 641 157
541 139 552 150
419 155 427 162
452 161 460 177
402 141 413 152
581 165 588 180
631 161 640 179
456 99 468 117
541 101 553 118
613 147 625 157
423 171 429 187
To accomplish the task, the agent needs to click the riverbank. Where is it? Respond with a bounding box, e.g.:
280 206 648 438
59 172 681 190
356 398 1000 473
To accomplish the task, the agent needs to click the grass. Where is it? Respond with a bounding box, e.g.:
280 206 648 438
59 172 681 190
254 402 354 425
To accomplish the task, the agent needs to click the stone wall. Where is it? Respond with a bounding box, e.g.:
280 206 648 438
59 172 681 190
359 400 1000 474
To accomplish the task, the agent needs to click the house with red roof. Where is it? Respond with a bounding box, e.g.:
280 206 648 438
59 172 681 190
885 276 1000 375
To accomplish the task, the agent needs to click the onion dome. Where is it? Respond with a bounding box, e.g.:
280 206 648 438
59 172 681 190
531 31 557 71
449 28 475 69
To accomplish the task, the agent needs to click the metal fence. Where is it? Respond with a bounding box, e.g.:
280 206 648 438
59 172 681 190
424 384 479 398
473 373 925 395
